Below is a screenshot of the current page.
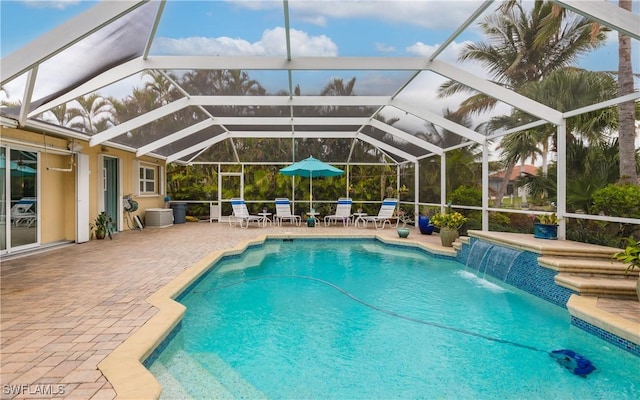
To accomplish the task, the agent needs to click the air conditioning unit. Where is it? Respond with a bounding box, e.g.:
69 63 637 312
145 208 173 228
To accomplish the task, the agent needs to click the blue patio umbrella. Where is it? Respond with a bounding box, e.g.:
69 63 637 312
0 154 36 176
279 156 343 210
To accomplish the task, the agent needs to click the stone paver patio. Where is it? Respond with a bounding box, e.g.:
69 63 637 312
1 222 637 399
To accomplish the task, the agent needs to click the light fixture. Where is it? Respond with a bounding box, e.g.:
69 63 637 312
68 142 83 152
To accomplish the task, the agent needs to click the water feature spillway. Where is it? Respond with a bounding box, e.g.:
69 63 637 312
466 240 523 282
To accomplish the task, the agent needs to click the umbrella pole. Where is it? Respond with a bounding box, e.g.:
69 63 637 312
310 172 313 211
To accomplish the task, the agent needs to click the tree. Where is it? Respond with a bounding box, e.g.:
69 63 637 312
438 1 606 115
439 1 608 206
68 94 113 134
489 68 619 206
320 77 356 97
616 0 638 184
418 108 481 197
143 70 178 106
496 129 542 205
47 104 74 127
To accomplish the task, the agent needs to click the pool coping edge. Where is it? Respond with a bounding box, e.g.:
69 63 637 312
567 295 640 346
97 232 639 399
97 234 273 400
100 233 452 399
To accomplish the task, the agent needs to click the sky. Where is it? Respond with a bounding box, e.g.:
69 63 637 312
1 0 638 139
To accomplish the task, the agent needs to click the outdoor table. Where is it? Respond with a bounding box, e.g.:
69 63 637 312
258 212 272 227
353 212 367 228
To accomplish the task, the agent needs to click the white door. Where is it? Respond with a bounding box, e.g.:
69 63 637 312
76 153 90 243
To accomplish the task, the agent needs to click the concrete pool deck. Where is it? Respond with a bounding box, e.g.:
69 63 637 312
1 223 638 399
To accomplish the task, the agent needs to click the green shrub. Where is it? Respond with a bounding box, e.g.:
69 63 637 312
592 184 640 239
489 212 511 227
449 185 482 207
592 184 640 218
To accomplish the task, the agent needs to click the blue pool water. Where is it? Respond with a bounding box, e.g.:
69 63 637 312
147 239 639 399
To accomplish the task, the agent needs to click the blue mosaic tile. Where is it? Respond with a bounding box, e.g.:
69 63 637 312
571 316 640 357
144 321 183 367
459 238 636 357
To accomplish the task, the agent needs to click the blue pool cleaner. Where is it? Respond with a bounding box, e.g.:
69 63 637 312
550 349 596 377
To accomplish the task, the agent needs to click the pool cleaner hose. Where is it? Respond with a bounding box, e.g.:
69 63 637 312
197 274 596 377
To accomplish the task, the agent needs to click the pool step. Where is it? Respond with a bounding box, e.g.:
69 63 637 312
195 353 268 399
449 235 467 251
360 243 431 261
539 256 637 277
539 255 639 300
554 274 638 300
151 363 194 400
216 242 281 274
159 350 237 399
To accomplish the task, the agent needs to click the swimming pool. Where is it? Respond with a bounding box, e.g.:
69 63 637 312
146 239 639 399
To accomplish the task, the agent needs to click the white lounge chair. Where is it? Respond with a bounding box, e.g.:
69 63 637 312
324 198 353 226
11 198 37 227
229 198 265 228
360 198 398 229
274 198 301 226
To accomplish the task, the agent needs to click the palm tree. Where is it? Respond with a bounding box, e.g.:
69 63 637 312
47 104 74 127
223 70 265 96
320 77 356 97
143 70 177 106
489 68 619 206
418 108 481 197
439 1 608 206
320 77 357 116
497 129 542 205
438 0 606 116
616 0 638 184
68 94 113 134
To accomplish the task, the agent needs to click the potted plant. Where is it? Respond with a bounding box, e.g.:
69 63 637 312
533 212 560 240
612 238 640 299
417 206 434 235
396 210 410 238
430 210 468 247
90 211 114 240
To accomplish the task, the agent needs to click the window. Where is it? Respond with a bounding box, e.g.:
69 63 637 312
137 162 163 195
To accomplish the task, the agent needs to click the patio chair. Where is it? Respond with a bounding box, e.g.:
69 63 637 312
324 198 353 226
360 198 398 229
274 198 301 226
11 198 37 227
229 198 265 229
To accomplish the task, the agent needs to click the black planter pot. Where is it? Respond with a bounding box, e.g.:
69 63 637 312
418 215 434 235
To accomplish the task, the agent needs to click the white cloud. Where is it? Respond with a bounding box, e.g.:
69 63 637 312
153 27 337 57
266 0 485 30
375 43 396 53
406 40 467 63
22 0 80 10
300 15 328 27
154 36 262 56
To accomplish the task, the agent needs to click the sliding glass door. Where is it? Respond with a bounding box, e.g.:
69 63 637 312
1 147 38 253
